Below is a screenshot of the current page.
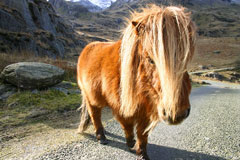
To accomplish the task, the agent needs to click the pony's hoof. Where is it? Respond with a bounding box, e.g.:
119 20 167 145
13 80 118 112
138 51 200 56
127 139 136 153
136 154 150 160
129 147 136 153
99 138 108 145
127 139 136 148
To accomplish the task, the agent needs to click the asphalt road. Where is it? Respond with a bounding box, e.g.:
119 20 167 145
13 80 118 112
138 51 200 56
38 81 240 160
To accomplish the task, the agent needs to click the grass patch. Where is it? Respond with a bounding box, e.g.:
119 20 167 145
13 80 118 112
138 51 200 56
7 89 81 111
0 89 81 129
191 81 202 88
191 81 203 88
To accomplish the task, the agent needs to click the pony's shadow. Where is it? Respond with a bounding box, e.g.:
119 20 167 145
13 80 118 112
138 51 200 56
83 131 226 160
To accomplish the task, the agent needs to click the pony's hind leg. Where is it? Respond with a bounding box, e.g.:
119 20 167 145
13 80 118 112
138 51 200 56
88 106 108 144
116 115 135 151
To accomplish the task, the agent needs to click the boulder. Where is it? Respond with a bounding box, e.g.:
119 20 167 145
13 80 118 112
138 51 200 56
1 62 65 89
230 72 240 82
230 72 240 78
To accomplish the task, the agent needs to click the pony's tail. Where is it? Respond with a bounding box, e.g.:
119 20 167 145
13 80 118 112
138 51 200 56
77 55 91 133
77 95 91 133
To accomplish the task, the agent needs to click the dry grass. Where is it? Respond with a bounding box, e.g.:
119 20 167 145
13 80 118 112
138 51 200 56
190 37 240 71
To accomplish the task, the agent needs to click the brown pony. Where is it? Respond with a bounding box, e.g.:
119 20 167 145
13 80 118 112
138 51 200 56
77 5 196 160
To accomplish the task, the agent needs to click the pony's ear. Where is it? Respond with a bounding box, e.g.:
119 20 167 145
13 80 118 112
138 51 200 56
132 21 144 35
132 21 138 27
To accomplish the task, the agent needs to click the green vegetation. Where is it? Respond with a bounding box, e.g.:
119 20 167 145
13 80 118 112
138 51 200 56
0 88 81 129
7 90 81 111
191 81 202 88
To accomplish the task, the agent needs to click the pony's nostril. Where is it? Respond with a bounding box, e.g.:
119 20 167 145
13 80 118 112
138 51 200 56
185 108 190 118
163 109 166 116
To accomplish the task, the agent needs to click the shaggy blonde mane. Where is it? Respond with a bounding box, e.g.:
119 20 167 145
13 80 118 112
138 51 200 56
120 5 196 118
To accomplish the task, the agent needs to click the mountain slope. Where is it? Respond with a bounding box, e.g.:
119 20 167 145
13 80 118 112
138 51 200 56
50 0 240 40
232 0 240 3
106 0 240 37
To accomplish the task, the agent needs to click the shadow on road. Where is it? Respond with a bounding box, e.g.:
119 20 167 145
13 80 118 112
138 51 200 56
83 131 226 160
148 144 226 160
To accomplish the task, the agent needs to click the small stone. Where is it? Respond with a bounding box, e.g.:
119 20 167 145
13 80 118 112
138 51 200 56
200 81 210 85
198 65 208 70
27 108 49 119
51 87 69 95
213 50 221 54
0 91 16 101
53 81 74 89
32 89 39 94
204 137 210 141
8 102 18 107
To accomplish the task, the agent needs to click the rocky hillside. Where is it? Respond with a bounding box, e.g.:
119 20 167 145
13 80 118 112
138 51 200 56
53 0 240 40
0 0 88 58
232 0 240 3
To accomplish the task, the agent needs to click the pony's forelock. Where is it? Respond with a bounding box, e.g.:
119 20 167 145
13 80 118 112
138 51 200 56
120 5 196 124
120 21 139 117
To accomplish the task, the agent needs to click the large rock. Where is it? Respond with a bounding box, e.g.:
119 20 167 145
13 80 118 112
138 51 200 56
1 62 65 89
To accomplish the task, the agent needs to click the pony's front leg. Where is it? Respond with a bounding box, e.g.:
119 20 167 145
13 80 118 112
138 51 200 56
116 115 135 151
88 106 108 144
135 119 150 160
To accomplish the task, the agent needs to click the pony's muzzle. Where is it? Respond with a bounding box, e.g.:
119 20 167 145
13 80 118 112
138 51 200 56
162 107 191 125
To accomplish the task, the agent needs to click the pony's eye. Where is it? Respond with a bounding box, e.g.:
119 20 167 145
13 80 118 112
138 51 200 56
149 58 154 64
